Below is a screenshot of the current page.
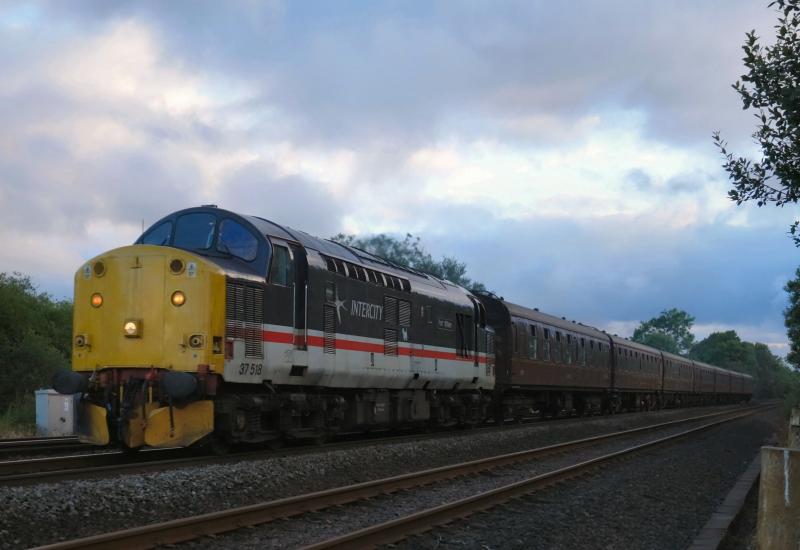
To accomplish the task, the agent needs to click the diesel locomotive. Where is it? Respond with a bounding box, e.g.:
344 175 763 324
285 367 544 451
52 206 752 450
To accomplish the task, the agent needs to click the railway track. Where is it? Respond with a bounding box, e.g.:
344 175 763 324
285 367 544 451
31 403 772 550
0 403 750 487
0 412 601 486
0 436 86 459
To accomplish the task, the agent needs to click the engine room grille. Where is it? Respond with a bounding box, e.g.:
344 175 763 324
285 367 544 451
384 296 397 325
384 328 398 356
323 304 336 354
398 299 411 327
226 282 264 359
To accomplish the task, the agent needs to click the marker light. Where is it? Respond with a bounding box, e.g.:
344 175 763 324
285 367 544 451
171 290 186 307
90 293 103 308
123 319 141 338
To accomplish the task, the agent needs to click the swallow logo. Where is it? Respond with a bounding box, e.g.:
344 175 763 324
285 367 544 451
333 293 347 323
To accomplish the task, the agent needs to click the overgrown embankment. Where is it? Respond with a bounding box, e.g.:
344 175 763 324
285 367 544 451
0 273 71 437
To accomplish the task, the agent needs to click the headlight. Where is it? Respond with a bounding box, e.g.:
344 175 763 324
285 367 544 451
90 293 103 308
171 290 186 307
123 319 141 338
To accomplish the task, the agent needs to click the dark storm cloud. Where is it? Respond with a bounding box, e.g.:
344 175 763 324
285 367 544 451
31 0 775 151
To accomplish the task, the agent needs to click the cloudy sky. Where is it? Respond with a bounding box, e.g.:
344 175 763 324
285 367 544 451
0 1 796 354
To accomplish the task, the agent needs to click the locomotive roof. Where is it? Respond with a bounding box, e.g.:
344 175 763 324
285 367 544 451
244 215 448 289
504 301 609 340
147 206 451 291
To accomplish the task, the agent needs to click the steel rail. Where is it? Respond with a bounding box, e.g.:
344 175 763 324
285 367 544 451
0 436 78 445
0 436 85 458
4 403 747 486
302 406 772 549
31 404 769 550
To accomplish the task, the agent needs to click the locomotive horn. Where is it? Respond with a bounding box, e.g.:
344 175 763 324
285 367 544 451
52 370 88 395
162 371 198 399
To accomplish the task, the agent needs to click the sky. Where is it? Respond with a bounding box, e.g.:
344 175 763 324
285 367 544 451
0 1 797 354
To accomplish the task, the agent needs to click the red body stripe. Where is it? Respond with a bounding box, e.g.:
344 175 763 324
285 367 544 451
262 330 486 365
262 330 294 344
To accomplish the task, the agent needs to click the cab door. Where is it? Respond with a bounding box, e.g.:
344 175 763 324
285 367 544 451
266 239 295 334
266 239 308 365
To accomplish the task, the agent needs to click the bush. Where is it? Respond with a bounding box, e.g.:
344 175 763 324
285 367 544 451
0 273 71 434
0 395 36 437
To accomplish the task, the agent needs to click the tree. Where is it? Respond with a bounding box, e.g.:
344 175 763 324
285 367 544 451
631 308 696 355
713 0 800 244
331 232 487 291
0 273 72 416
785 267 800 367
690 330 757 374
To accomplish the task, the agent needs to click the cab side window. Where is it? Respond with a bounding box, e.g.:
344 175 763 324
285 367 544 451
142 221 172 245
270 245 292 286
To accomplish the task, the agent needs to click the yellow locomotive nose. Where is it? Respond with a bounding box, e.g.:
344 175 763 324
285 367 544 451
69 245 226 448
72 245 225 373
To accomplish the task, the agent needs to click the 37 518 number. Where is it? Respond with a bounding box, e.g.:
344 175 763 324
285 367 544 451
238 362 263 376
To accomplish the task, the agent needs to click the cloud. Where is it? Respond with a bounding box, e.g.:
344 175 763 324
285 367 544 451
26 0 776 152
0 1 795 356
220 161 345 238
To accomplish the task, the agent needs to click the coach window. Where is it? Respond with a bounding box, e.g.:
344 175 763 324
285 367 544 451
174 212 216 250
528 325 537 359
565 334 572 364
270 245 291 286
555 332 563 362
543 328 551 360
218 219 258 261
580 338 586 366
142 220 172 245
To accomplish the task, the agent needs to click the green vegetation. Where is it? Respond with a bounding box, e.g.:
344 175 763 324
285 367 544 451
713 0 800 245
331 232 487 291
631 308 696 355
0 273 72 436
785 267 800 368
711 0 800 410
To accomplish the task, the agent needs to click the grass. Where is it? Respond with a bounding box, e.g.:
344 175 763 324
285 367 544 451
0 397 36 438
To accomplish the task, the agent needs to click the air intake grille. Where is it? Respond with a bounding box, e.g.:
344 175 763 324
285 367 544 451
226 282 264 359
384 328 398 356
384 296 397 325
323 305 336 354
398 299 411 327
